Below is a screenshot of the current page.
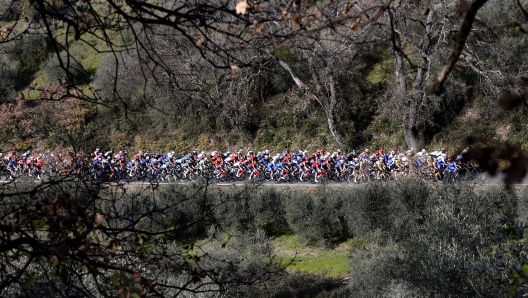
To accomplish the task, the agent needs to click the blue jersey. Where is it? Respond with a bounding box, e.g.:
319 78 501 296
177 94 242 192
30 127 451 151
447 162 457 173
437 158 445 169
387 158 394 168
335 160 344 169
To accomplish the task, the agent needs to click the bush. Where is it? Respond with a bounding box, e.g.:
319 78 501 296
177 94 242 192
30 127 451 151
0 61 16 103
1 33 51 89
347 240 402 298
284 186 348 245
344 183 520 297
518 187 528 224
343 183 392 238
213 183 287 234
386 178 430 240
44 52 87 85
396 184 514 296
154 183 215 241
0 180 280 297
342 179 431 241
92 51 146 101
247 272 345 298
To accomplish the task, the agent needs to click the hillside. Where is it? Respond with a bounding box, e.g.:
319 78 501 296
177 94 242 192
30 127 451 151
0 0 527 157
1 36 526 155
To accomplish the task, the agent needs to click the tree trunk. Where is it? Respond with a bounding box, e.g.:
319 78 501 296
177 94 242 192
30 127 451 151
326 109 346 149
389 7 420 150
404 122 419 151
278 59 347 149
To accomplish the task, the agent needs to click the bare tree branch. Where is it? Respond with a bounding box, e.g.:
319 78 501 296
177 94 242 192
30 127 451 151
427 0 489 94
518 0 528 21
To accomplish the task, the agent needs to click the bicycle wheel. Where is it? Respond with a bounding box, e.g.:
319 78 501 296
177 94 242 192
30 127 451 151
356 174 368 184
380 172 390 182
435 171 443 182
347 173 357 184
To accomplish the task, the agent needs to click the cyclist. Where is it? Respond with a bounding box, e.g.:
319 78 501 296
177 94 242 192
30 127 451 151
114 151 124 161
197 157 208 175
266 158 276 180
436 153 446 173
35 156 43 179
7 154 17 180
91 148 100 158
247 152 259 180
456 148 468 161
312 157 323 182
275 159 284 180
104 149 113 159
197 151 206 162
375 155 386 179
298 155 310 182
415 150 425 167
446 158 458 174
335 158 346 179
386 151 396 171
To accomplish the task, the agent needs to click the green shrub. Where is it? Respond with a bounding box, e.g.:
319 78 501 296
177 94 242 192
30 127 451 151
0 61 16 103
246 272 345 298
386 178 430 240
343 183 392 238
44 52 87 85
1 33 51 89
156 183 215 241
284 187 348 246
213 184 287 234
285 189 323 245
518 187 528 224
347 241 402 298
343 184 522 297
396 184 514 296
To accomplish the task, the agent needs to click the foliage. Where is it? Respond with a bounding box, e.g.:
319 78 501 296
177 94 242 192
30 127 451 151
247 272 345 298
1 33 51 89
284 186 349 246
212 183 287 235
0 179 280 297
44 51 88 85
0 87 93 150
343 183 392 238
0 60 16 104
2 0 528 295
92 52 141 102
3 172 528 297
393 185 515 296
348 183 519 297
346 239 404 298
